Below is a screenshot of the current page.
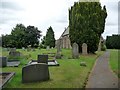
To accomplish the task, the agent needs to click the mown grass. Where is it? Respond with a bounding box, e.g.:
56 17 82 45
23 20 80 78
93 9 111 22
1 48 104 88
109 49 120 78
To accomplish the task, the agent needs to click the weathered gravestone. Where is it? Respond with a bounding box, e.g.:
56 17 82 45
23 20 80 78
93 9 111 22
10 48 16 52
82 43 88 55
72 43 79 59
27 45 32 51
22 47 25 51
56 40 62 59
38 55 48 64
0 57 8 67
9 50 21 57
7 48 10 51
22 63 50 83
46 46 50 50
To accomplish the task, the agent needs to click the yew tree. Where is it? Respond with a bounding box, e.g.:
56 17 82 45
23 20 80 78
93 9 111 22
69 1 107 53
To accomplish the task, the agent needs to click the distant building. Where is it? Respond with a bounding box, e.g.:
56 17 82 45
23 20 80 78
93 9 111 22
56 27 72 49
56 26 104 50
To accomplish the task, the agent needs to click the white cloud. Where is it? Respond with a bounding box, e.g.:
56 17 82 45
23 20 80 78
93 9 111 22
0 0 119 40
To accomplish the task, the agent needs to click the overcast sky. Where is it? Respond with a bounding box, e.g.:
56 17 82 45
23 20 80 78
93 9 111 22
0 0 119 40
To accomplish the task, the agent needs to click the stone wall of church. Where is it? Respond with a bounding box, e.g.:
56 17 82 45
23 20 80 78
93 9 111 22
55 35 72 49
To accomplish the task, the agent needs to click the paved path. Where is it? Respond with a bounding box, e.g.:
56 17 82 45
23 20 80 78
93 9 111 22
86 51 119 88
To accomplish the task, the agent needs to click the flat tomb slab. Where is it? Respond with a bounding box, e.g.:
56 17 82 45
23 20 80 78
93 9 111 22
7 60 20 67
28 60 59 66
0 72 15 88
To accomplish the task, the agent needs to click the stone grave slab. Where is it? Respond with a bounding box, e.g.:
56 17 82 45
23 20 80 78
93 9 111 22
0 72 15 88
28 60 59 66
7 60 20 67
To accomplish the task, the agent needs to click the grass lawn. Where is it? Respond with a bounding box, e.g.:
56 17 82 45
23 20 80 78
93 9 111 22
109 49 120 78
1 48 104 88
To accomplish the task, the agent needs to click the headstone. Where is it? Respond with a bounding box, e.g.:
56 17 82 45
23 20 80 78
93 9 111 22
0 57 8 67
38 55 48 64
9 51 21 57
72 43 79 58
22 63 50 83
27 45 31 51
46 46 50 50
22 47 25 51
10 48 16 52
7 48 10 51
56 40 62 59
82 43 88 55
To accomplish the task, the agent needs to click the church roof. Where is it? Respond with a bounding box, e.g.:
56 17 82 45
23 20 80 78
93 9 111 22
60 26 69 39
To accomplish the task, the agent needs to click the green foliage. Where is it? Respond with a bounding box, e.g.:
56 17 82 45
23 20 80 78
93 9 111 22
69 2 107 53
25 25 41 47
2 24 42 48
106 34 120 49
101 45 106 51
45 26 55 48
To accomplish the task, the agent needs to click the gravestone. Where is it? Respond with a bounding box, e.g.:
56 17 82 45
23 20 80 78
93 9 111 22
38 55 48 64
82 43 88 55
0 57 8 67
22 63 50 83
9 51 21 57
27 45 31 51
22 47 25 51
7 48 10 51
51 47 53 49
10 48 16 52
46 46 50 50
72 43 79 59
56 40 62 59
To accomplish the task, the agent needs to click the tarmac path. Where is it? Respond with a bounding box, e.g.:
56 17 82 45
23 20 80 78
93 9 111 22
86 51 119 88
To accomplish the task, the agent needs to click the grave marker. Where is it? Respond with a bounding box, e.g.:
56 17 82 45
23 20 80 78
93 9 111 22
0 57 7 67
82 43 88 55
38 55 48 64
22 63 50 83
72 42 79 58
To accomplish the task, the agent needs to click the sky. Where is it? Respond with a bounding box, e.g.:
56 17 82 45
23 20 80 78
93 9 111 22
0 0 119 40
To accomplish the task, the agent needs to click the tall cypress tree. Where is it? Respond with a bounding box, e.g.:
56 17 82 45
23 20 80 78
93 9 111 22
69 1 107 53
45 26 55 48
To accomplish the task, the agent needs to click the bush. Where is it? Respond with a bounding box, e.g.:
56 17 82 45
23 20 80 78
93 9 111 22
101 44 106 51
106 35 120 49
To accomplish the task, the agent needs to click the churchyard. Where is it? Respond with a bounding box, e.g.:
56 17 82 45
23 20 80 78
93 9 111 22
0 47 106 88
